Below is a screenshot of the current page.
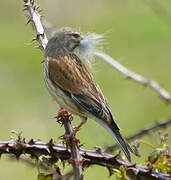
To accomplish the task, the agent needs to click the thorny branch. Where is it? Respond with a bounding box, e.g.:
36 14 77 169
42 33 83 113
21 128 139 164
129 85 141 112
23 0 48 50
105 118 171 153
0 138 170 180
57 110 83 180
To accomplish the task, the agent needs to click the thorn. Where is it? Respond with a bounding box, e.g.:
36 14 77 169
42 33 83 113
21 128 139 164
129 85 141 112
38 10 42 13
107 167 113 177
35 45 43 51
32 37 37 42
23 7 28 11
33 5 36 11
23 0 29 3
61 159 66 169
146 163 153 173
23 4 29 8
116 151 122 159
15 153 21 160
30 0 34 6
95 147 103 154
58 134 67 141
28 139 35 145
69 114 74 121
48 139 53 145
36 6 40 11
46 139 54 152
26 18 32 25
6 148 9 152
56 166 62 176
46 147 50 154
40 60 44 64
79 143 84 148
37 33 44 39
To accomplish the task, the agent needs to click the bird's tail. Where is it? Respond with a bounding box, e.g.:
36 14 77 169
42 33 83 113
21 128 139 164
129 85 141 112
101 106 140 162
109 128 140 162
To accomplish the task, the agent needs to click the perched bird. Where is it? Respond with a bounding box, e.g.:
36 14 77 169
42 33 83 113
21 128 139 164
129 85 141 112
44 27 139 162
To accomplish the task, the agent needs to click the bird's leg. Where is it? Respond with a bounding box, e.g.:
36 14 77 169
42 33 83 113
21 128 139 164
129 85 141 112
73 117 87 135
71 117 87 145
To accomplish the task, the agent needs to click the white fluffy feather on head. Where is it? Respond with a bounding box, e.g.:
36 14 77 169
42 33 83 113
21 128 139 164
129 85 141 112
74 33 104 66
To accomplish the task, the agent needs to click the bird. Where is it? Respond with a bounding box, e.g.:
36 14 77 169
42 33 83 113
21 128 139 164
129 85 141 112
44 27 139 162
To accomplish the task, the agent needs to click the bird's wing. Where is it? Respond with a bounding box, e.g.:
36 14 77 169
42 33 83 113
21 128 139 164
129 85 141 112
48 54 140 161
48 54 120 131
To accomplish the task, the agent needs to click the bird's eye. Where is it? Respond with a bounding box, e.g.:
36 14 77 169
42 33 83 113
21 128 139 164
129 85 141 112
72 33 80 38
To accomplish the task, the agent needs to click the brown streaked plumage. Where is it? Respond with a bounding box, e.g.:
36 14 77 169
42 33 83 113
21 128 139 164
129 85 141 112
44 27 140 162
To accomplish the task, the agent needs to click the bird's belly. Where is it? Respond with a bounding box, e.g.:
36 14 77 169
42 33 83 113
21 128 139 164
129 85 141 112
44 75 83 116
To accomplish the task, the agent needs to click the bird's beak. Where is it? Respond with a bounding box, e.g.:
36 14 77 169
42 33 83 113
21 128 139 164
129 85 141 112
77 36 83 44
74 36 83 48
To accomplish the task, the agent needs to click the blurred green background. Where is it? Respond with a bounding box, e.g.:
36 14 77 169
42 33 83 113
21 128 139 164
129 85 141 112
0 0 171 179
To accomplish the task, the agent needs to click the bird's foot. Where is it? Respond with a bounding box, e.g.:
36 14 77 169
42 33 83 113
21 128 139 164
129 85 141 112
73 121 85 135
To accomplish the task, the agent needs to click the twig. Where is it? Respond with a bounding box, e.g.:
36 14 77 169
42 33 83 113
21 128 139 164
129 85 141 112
57 111 83 180
105 118 171 153
23 0 48 51
94 51 171 103
0 139 170 180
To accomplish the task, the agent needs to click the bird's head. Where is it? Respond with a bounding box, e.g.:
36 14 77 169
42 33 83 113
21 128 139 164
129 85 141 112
57 27 83 52
45 27 103 65
45 27 82 56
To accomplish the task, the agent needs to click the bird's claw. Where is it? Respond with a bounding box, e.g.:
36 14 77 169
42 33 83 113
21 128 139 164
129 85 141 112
73 121 85 135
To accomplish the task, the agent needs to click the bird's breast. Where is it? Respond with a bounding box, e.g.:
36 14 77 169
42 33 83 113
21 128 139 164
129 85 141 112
43 59 83 116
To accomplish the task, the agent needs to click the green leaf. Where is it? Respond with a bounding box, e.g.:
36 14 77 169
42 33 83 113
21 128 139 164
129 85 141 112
38 173 45 180
37 173 53 180
45 174 53 180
